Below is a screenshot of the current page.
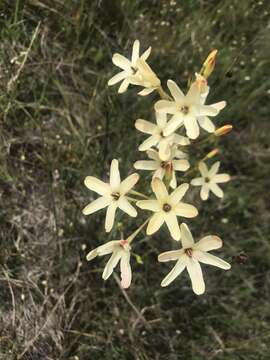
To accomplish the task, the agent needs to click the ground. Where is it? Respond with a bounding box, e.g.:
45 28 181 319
0 1 270 359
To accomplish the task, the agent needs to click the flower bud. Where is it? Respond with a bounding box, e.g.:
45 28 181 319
205 148 219 159
200 49 218 79
214 125 233 136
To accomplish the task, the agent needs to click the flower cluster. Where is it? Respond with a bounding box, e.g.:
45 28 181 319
83 40 232 295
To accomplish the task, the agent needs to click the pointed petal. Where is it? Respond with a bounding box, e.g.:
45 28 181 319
159 138 171 161
131 40 140 65
186 258 205 295
198 116 215 132
173 133 190 145
193 250 231 270
174 203 198 218
156 112 167 128
120 251 132 288
184 116 200 139
186 82 200 104
136 199 160 212
165 213 181 240
105 202 117 232
169 171 177 189
134 160 159 170
139 134 160 151
141 46 152 61
198 161 208 177
102 250 122 280
138 88 155 96
200 184 210 201
163 114 184 136
152 177 168 201
120 173 139 194
135 119 157 134
110 159 121 189
158 249 184 262
96 241 119 256
180 223 194 248
84 176 111 196
209 161 220 177
195 235 223 252
86 249 98 261
210 101 226 112
118 197 137 217
170 183 189 204
213 174 230 183
155 100 178 114
146 149 160 161
173 159 190 172
112 53 132 71
108 71 129 86
147 212 165 235
210 183 224 198
161 257 187 287
191 177 204 186
118 78 130 93
82 197 110 215
167 80 185 101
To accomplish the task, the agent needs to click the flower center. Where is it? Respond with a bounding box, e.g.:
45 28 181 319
180 105 189 115
185 248 193 257
163 203 171 212
111 192 120 200
205 177 211 183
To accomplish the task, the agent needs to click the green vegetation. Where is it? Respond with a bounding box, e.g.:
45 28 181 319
0 0 269 359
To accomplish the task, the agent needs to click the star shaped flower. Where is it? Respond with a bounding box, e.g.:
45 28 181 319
108 40 151 93
136 178 198 240
82 159 139 232
191 161 230 200
158 223 231 294
134 148 190 189
135 112 190 161
154 79 226 139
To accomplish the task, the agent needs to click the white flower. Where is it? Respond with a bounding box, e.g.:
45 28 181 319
129 58 161 96
158 223 231 295
154 79 226 139
82 159 139 232
86 222 146 288
137 178 198 240
134 148 190 189
108 40 151 94
191 161 230 200
135 112 190 161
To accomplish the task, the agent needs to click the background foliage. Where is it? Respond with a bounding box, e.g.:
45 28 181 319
0 0 269 359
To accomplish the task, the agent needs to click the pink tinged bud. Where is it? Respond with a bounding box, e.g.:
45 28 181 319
214 125 233 137
201 49 218 79
206 148 219 159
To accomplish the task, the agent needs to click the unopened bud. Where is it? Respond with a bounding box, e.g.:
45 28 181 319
205 148 219 159
200 49 218 79
214 125 233 136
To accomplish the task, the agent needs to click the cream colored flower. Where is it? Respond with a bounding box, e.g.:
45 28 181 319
137 178 198 240
108 40 151 93
129 58 161 96
155 79 226 139
191 161 230 200
134 148 190 189
158 223 231 295
135 112 190 161
86 223 143 288
82 159 139 232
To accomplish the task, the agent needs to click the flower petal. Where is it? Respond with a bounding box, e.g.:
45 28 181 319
147 149 160 161
108 71 129 86
186 81 200 104
210 101 226 112
165 213 181 240
174 203 198 218
170 183 189 204
82 197 110 215
173 159 190 172
169 171 177 189
131 39 140 65
184 115 200 139
112 53 132 71
141 46 152 61
118 197 137 217
200 184 210 201
152 177 168 202
136 199 160 212
135 119 157 134
197 116 215 132
195 235 223 252
159 138 171 161
84 176 111 196
186 258 205 295
120 251 132 288
196 104 219 117
120 173 139 194
86 248 98 261
210 183 224 198
155 100 178 114
158 249 184 262
118 78 130 93
134 160 159 171
163 113 184 136
105 202 117 232
102 250 122 280
191 177 204 186
208 161 220 177
173 133 190 145
147 212 165 235
167 80 185 101
161 257 187 287
180 223 194 248
156 112 167 128
110 159 121 189
139 135 160 151
198 161 208 177
193 250 231 270
138 88 155 96
96 241 119 256
212 174 230 183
